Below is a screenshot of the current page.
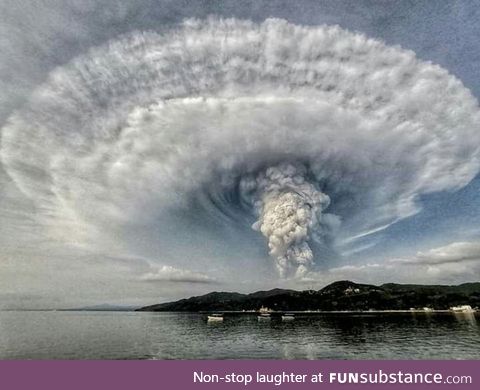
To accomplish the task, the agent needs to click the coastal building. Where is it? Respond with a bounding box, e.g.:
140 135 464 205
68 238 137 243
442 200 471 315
344 286 361 295
450 305 475 313
259 306 273 313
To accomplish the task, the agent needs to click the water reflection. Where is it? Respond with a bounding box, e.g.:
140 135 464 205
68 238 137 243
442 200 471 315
453 312 477 327
0 311 479 359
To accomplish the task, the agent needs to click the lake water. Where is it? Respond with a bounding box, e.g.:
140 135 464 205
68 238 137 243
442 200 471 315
1 311 479 359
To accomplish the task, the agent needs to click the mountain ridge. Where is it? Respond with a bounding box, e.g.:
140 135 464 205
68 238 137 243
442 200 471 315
137 280 480 312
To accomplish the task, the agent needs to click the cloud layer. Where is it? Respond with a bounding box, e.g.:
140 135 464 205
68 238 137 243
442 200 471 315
139 265 217 284
303 240 480 286
1 18 480 279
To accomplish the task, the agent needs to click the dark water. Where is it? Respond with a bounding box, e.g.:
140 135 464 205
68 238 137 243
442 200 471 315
1 311 479 359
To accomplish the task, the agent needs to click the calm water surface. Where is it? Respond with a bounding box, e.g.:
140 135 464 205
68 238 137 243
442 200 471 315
0 311 479 359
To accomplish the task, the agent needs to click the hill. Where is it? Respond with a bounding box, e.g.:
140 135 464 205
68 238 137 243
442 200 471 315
137 281 480 312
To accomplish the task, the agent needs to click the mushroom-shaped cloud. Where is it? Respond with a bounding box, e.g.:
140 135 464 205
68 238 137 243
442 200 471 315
2 18 479 278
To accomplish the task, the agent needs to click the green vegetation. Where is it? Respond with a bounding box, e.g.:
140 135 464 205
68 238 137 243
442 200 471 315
137 280 480 312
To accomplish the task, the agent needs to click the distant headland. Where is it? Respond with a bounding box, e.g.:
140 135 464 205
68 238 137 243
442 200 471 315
136 280 480 313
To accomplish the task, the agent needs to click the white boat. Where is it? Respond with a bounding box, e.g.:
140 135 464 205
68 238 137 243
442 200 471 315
207 313 224 322
450 305 475 313
258 313 271 321
282 314 295 321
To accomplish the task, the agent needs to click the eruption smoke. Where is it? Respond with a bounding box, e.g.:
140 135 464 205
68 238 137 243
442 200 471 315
1 18 480 279
241 163 332 278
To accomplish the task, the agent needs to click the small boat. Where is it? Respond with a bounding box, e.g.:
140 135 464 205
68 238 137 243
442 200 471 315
207 313 224 322
282 314 295 321
258 313 271 321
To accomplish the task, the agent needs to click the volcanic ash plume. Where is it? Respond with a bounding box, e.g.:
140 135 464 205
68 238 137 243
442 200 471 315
1 18 480 279
242 164 331 278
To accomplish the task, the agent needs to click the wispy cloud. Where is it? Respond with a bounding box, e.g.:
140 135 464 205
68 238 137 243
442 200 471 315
139 265 218 284
415 241 480 265
302 241 480 287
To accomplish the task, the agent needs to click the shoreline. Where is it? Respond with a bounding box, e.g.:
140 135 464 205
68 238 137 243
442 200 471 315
198 309 479 315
